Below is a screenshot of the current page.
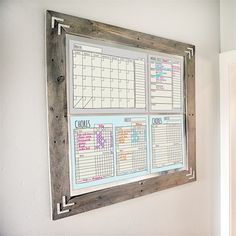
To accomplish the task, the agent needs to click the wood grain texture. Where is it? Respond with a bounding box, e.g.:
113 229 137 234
46 10 196 220
46 11 71 219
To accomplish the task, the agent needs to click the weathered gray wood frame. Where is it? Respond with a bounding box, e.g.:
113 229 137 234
46 10 196 220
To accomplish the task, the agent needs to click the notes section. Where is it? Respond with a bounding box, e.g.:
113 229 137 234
149 55 183 112
134 59 146 109
71 45 146 111
150 115 185 172
70 116 149 193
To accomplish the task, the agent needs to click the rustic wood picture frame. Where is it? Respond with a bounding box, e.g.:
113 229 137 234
46 10 196 220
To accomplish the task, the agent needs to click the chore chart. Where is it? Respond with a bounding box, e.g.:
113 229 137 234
150 115 185 173
67 35 186 195
70 116 149 194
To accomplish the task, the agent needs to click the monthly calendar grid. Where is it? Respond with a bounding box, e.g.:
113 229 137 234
72 50 144 109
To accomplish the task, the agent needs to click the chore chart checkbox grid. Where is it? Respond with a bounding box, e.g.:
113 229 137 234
151 119 184 170
74 124 114 184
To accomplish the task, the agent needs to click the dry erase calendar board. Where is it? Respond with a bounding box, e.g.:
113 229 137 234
46 10 196 220
67 35 186 196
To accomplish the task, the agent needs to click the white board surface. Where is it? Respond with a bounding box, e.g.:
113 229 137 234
66 35 186 195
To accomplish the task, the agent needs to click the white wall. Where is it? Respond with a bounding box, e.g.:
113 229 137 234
220 1 236 235
220 51 236 236
0 0 220 235
229 64 236 236
220 0 236 52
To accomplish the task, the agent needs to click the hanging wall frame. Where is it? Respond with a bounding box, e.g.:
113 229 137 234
46 10 196 220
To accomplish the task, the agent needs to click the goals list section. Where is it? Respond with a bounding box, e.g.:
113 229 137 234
149 55 183 112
